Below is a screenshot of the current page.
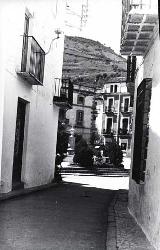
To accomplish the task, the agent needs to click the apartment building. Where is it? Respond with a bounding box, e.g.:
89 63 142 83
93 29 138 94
96 77 133 151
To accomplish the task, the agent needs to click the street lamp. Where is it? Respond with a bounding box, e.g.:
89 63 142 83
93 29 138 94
45 29 62 55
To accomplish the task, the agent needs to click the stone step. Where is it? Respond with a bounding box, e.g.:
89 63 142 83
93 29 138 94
96 168 129 173
60 169 129 176
61 172 129 177
61 167 129 173
61 169 92 173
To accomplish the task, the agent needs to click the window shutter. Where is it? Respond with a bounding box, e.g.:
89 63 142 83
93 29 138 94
132 78 152 184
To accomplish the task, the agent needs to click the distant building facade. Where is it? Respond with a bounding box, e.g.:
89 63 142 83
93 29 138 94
65 83 95 144
61 35 127 146
96 77 133 151
0 0 69 193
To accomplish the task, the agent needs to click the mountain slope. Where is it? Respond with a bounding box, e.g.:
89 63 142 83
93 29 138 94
62 36 127 87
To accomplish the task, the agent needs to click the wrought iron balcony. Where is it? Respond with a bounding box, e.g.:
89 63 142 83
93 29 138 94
53 78 73 109
120 0 158 56
121 106 133 113
105 106 116 113
103 128 115 136
17 36 45 85
119 128 131 135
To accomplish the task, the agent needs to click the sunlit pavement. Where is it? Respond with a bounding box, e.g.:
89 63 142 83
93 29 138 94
123 156 131 169
62 174 129 190
61 155 129 190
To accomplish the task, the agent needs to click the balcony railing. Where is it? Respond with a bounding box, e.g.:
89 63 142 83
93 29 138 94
120 0 158 56
119 128 131 135
53 78 73 109
17 36 45 85
121 106 133 113
105 106 116 113
103 129 115 135
130 3 148 10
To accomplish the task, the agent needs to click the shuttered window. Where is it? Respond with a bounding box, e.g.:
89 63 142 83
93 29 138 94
132 78 152 184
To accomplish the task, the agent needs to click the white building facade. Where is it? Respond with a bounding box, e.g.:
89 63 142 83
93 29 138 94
121 0 160 249
65 83 94 144
96 77 133 152
0 0 66 193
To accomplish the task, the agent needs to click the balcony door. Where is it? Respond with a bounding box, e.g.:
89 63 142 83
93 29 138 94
106 118 112 133
124 98 129 112
122 118 128 131
12 98 27 190
108 98 114 111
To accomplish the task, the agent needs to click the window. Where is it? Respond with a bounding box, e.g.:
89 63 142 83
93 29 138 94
18 12 45 85
114 85 117 93
132 79 152 184
121 143 127 150
108 98 114 112
76 110 84 126
106 118 113 133
124 98 129 112
110 85 113 93
77 95 85 105
122 118 128 130
122 118 129 134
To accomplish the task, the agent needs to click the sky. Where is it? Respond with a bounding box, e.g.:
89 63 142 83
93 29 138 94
65 0 122 54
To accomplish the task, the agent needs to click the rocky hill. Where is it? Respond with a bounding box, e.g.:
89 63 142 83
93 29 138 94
62 36 127 88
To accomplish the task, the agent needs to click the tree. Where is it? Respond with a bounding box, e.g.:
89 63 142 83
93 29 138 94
103 140 123 167
73 136 94 167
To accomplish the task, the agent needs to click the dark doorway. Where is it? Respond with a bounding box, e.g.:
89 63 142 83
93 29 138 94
12 98 27 190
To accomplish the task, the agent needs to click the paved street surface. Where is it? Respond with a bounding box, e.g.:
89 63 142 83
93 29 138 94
0 177 115 250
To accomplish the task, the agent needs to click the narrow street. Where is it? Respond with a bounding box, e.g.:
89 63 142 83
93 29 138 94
0 176 120 250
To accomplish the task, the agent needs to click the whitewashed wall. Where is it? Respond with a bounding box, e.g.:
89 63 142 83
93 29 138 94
0 0 65 193
129 29 160 249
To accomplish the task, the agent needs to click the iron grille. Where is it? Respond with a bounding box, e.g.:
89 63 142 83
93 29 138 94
21 36 45 84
